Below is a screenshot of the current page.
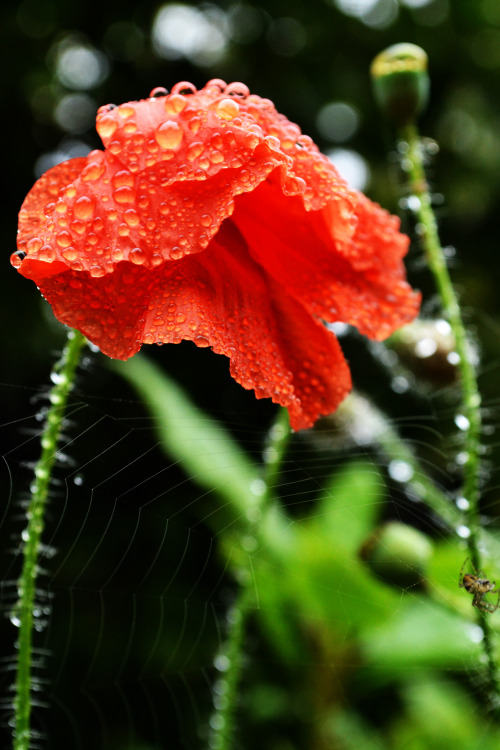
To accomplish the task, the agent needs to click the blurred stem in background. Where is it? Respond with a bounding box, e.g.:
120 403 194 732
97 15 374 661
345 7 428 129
12 329 87 750
209 409 291 750
371 43 499 707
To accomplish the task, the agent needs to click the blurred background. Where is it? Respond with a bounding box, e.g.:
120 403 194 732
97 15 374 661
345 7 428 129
3 0 500 748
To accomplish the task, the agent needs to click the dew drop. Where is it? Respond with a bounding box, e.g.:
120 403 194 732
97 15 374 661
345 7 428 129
10 251 26 268
27 237 43 253
194 335 210 348
200 214 213 227
81 161 105 182
89 266 106 278
186 142 204 161
388 460 414 483
215 98 240 120
129 247 146 265
225 81 249 98
150 86 169 97
457 524 471 539
164 94 188 115
118 104 134 119
455 414 470 431
96 115 117 139
171 81 197 96
39 245 56 262
155 121 183 150
113 186 136 204
414 337 437 358
55 231 72 248
112 170 135 188
73 196 94 220
62 248 78 261
123 209 140 227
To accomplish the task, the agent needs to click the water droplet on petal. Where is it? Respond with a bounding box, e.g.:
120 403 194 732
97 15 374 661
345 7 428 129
56 231 72 248
10 252 24 268
225 82 249 98
118 104 134 119
171 81 197 96
96 115 117 139
27 238 43 253
150 86 169 97
129 247 146 265
186 142 204 161
81 161 105 182
155 121 183 150
62 247 78 261
164 94 188 115
112 170 135 188
215 98 240 120
39 245 56 262
123 209 140 227
194 335 210 348
113 186 136 204
73 196 94 220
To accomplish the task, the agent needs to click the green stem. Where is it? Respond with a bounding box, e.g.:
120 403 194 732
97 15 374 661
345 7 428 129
210 408 291 750
399 124 498 701
13 329 87 750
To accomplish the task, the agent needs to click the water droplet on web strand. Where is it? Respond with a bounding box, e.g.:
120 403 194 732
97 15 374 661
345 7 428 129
213 654 230 672
454 414 470 431
456 524 471 539
456 496 469 511
388 460 414 483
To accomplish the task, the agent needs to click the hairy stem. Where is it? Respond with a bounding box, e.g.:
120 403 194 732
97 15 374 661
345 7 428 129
210 408 290 750
399 124 498 701
13 329 87 750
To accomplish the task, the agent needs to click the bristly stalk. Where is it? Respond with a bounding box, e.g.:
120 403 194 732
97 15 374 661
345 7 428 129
12 329 87 750
371 42 498 706
397 125 499 703
209 408 291 750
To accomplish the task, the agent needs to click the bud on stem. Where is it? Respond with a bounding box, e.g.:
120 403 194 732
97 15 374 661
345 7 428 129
371 43 429 126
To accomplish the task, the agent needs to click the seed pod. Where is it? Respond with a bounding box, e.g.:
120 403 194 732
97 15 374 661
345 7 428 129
371 43 429 126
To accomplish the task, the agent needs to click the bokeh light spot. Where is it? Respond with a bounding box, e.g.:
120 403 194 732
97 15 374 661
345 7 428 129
152 4 229 67
316 102 360 143
326 148 370 191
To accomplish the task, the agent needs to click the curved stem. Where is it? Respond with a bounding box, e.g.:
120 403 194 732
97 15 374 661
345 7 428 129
210 408 291 750
13 329 87 750
399 125 498 701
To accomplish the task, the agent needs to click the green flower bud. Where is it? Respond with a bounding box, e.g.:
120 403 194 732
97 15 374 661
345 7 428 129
360 521 433 589
371 43 429 126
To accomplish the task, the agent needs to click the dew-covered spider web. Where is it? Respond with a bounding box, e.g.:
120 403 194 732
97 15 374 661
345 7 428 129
2 322 500 750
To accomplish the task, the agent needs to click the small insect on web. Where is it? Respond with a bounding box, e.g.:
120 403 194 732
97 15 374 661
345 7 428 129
459 558 500 613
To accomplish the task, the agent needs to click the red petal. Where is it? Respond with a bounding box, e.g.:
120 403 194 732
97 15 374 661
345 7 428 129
231 177 420 341
36 221 351 430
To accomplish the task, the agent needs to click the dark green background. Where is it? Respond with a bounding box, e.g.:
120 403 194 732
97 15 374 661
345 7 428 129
2 1 500 748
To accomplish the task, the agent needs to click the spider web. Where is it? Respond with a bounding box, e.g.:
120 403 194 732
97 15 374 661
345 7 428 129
1 323 500 750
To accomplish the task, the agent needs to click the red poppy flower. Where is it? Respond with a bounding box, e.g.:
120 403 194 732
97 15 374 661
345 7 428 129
12 80 420 430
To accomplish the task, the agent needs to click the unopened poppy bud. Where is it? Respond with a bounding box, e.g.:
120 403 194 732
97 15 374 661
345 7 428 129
360 521 433 589
386 318 460 387
371 43 429 127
